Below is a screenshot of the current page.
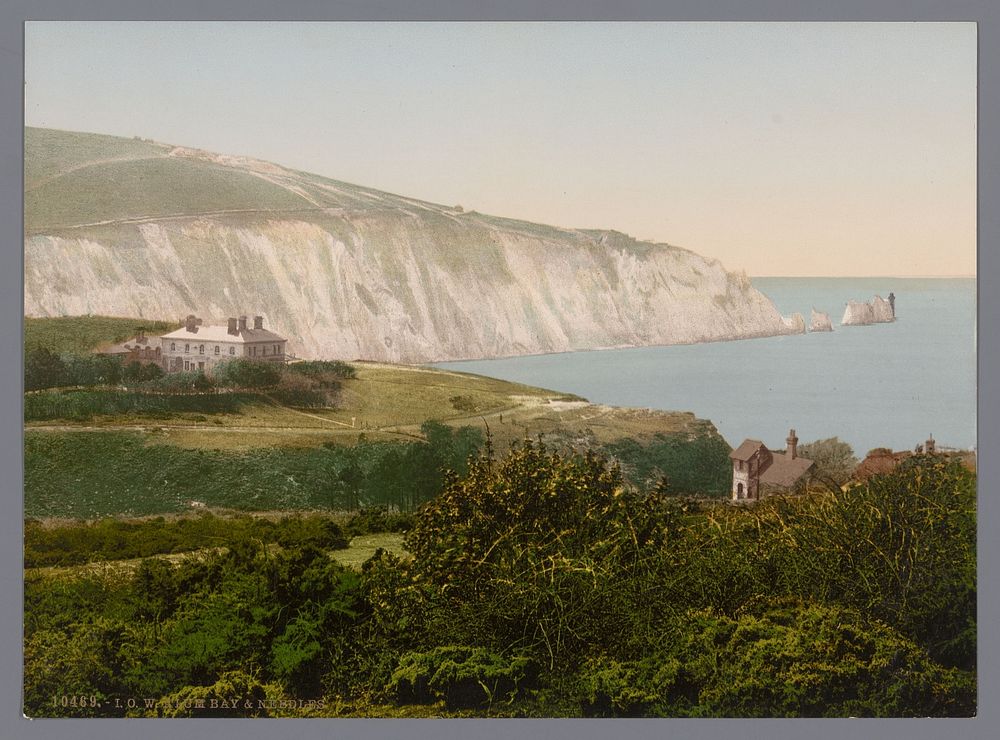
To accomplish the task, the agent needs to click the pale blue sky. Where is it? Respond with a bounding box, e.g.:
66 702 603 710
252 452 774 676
25 22 976 276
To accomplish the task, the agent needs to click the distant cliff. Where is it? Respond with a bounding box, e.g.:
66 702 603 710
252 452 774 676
24 127 803 363
841 296 894 326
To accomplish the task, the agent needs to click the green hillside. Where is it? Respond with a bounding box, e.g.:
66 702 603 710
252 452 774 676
25 156 319 233
25 315 181 353
24 127 169 189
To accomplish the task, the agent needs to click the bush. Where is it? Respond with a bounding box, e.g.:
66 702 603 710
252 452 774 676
389 646 539 709
346 506 416 537
603 433 732 496
274 515 349 551
578 655 687 717
23 389 243 421
213 358 283 389
286 360 356 383
405 440 676 664
25 347 125 390
576 599 975 718
138 370 214 392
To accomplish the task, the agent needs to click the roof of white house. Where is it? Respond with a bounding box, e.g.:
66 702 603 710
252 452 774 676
160 325 286 344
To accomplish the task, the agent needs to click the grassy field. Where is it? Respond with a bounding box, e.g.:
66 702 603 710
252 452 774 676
330 533 408 569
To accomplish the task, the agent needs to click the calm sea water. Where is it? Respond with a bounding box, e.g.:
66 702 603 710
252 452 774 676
436 278 977 456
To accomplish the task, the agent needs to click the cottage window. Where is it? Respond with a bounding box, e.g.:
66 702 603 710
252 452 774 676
185 343 189 353
199 345 204 354
229 347 235 355
214 346 220 355
170 342 175 351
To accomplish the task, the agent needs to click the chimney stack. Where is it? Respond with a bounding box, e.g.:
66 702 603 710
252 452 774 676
786 428 798 459
227 318 238 336
238 315 247 332
253 315 263 330
185 314 197 332
926 435 936 454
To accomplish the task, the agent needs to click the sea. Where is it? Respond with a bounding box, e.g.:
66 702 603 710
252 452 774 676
435 277 977 457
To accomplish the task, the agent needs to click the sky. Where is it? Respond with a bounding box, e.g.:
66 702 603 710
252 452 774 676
24 22 977 277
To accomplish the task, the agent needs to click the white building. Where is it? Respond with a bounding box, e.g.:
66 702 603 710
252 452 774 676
160 314 287 373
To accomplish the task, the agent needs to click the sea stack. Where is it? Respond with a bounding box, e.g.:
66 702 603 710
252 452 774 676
841 295 895 326
809 308 833 332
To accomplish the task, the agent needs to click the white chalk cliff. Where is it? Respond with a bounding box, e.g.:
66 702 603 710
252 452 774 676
24 128 804 363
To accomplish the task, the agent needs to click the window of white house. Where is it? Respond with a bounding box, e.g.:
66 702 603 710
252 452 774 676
263 346 267 355
199 345 205 354
214 346 220 355
185 343 189 353
170 342 175 351
229 347 235 355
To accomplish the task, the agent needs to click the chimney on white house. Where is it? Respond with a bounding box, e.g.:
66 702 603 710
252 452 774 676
253 315 264 330
238 315 247 332
228 318 238 335
786 429 798 459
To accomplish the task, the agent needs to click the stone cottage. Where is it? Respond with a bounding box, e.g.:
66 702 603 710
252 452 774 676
729 429 815 501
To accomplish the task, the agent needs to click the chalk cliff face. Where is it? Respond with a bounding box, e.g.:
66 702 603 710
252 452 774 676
24 128 801 363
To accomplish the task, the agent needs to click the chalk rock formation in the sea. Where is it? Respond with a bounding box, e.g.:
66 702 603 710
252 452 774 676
809 308 833 332
781 312 806 334
841 296 895 326
24 127 807 363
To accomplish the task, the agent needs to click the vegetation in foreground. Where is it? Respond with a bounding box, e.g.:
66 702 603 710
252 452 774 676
25 423 482 518
24 447 976 718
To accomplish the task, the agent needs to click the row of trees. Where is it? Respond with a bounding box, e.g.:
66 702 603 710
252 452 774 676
24 443 976 717
25 346 357 410
24 346 163 391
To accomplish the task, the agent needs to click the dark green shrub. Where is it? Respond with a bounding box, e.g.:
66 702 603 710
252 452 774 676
286 360 356 383
389 646 539 709
213 358 282 389
274 515 349 551
346 506 415 536
603 433 732 496
578 655 688 717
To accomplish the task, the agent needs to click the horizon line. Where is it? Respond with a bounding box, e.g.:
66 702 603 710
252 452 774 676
750 274 976 279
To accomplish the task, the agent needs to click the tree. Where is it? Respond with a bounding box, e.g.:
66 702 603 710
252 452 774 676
24 346 66 390
798 437 858 488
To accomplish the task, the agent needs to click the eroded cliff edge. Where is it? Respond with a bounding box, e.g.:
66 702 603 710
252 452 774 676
24 128 801 363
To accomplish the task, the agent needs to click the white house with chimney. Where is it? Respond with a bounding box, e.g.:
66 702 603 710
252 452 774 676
159 314 287 373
